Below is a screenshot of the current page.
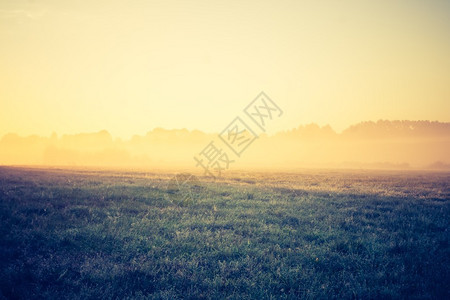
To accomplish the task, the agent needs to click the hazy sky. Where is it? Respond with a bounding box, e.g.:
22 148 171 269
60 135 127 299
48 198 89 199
1 0 449 138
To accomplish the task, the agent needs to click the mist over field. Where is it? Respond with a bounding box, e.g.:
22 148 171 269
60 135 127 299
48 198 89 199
1 120 449 170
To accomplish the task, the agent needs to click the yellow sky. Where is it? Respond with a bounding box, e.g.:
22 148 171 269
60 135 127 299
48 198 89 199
1 0 449 139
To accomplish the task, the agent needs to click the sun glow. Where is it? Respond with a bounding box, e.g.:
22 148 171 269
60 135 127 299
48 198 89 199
0 0 449 169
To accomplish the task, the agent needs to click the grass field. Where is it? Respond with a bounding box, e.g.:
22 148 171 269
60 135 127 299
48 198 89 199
0 166 449 299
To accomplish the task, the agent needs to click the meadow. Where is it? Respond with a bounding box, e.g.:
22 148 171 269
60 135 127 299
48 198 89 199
0 166 448 299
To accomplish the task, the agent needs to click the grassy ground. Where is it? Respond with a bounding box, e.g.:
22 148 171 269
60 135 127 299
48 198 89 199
0 166 449 299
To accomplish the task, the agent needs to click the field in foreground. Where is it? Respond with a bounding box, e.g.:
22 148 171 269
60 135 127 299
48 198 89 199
0 167 449 299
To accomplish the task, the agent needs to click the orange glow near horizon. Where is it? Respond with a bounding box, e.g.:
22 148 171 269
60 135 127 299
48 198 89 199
0 1 449 169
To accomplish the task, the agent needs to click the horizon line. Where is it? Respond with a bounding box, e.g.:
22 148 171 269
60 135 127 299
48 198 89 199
2 119 450 140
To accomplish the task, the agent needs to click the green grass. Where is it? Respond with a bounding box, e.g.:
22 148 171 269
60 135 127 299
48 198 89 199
0 167 449 299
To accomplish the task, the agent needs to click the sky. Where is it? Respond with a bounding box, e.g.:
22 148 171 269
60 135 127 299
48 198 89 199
1 0 449 139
